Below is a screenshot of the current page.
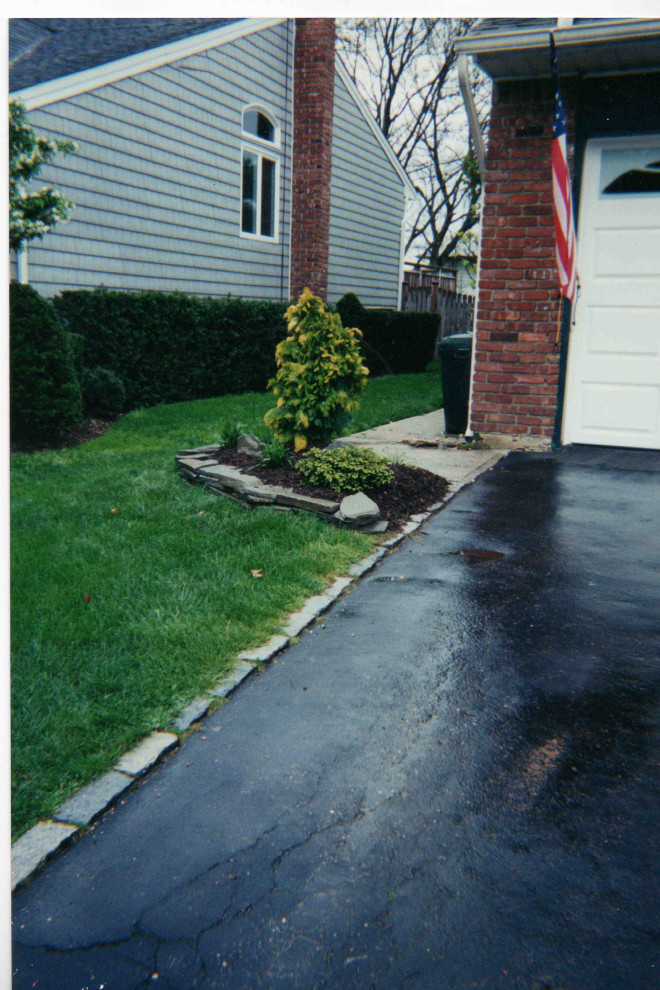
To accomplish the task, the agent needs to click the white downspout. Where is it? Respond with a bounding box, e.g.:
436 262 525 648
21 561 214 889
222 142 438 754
457 54 486 178
17 245 29 284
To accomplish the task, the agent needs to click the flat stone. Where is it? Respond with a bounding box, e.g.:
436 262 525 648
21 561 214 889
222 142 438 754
382 533 405 548
172 697 211 732
360 519 389 534
326 576 353 598
337 492 380 525
178 444 221 456
237 434 266 458
282 595 334 637
176 457 217 470
114 731 178 776
210 660 257 697
12 821 78 891
274 489 339 514
198 465 264 493
401 520 422 536
244 488 277 504
410 512 430 522
238 634 289 662
52 771 133 826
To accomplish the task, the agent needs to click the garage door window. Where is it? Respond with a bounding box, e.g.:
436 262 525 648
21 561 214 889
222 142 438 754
600 148 660 196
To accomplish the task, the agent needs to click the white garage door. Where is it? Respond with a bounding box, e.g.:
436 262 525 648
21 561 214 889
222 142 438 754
563 135 660 449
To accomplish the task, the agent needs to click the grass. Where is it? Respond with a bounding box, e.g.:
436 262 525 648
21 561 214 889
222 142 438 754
11 373 442 839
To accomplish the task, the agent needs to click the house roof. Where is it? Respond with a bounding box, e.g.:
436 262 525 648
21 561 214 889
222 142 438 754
456 17 660 80
9 19 242 92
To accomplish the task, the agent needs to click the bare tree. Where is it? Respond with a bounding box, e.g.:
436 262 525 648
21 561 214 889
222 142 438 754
337 18 490 269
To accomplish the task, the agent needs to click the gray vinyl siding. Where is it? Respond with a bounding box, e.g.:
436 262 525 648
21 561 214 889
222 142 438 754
17 21 294 300
327 68 406 309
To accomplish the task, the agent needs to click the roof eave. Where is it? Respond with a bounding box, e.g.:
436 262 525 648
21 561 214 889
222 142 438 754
455 18 660 80
11 18 287 110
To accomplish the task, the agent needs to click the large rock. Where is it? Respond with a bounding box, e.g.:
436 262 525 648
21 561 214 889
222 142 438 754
336 492 380 525
237 434 266 458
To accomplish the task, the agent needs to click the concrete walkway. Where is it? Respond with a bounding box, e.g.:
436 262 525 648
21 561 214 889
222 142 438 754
12 446 660 990
339 409 507 485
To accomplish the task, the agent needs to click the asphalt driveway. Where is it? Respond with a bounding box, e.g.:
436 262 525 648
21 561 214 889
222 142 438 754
12 446 660 990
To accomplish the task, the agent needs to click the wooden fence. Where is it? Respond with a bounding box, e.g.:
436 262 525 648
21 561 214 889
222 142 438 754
401 268 475 355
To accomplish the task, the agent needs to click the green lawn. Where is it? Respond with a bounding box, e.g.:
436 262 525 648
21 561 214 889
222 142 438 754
11 373 442 839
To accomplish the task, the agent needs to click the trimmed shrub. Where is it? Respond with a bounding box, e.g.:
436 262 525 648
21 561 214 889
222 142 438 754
10 282 82 445
264 289 369 452
299 445 394 492
336 293 439 377
53 288 288 411
80 366 126 418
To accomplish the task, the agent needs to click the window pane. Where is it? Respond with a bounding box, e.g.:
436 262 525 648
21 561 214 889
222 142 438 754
242 152 257 233
243 108 275 143
261 157 275 237
257 112 274 142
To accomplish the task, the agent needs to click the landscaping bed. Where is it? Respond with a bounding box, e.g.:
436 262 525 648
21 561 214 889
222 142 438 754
187 446 449 532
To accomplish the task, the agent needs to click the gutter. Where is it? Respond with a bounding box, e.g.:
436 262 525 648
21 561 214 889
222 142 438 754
455 18 660 62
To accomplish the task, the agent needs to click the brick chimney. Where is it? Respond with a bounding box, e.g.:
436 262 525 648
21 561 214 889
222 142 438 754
290 18 335 301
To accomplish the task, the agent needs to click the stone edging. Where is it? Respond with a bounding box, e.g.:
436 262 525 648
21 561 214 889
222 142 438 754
11 479 467 892
176 445 388 532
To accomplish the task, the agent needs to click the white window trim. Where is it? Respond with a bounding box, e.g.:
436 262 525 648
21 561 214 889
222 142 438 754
239 141 281 243
241 104 282 150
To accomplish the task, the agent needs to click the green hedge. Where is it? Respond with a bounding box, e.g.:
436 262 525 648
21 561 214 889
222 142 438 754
336 293 439 377
54 288 288 410
10 283 82 445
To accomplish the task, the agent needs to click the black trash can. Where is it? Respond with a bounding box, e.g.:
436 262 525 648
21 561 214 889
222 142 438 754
437 333 473 435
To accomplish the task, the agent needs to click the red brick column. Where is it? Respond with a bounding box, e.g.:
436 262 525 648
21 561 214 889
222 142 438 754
290 18 335 302
470 80 576 438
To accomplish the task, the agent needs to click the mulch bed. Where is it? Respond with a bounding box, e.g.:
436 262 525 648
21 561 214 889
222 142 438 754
11 417 119 454
212 447 449 531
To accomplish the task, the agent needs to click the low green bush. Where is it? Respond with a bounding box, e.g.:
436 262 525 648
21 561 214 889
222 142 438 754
218 421 245 448
80 366 126 418
257 439 294 469
54 288 288 411
299 445 394 492
336 293 439 377
10 282 82 445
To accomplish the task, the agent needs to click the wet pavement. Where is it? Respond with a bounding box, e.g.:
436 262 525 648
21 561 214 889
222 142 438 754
12 447 660 990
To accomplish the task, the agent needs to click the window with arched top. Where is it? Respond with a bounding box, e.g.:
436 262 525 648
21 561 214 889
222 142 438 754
240 105 280 240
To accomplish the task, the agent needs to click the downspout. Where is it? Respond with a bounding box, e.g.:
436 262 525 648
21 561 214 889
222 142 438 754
457 51 485 437
457 54 486 178
17 244 29 284
280 18 292 304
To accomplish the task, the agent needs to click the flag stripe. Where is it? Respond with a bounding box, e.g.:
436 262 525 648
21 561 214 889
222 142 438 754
550 35 578 303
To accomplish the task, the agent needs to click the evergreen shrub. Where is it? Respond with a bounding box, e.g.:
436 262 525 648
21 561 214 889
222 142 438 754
264 289 369 452
53 288 288 410
80 366 126 418
10 282 82 445
336 293 439 376
299 445 394 492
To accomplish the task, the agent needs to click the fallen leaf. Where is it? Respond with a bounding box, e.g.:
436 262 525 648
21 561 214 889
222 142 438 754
110 508 118 515
83 595 92 603
250 568 265 578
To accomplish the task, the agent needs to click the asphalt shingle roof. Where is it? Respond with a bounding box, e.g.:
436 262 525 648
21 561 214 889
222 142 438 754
9 18 241 92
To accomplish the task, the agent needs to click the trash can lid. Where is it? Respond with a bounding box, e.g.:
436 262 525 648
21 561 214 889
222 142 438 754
437 333 473 355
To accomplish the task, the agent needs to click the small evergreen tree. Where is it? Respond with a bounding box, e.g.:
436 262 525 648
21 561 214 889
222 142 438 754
264 289 369 452
10 283 82 445
9 99 76 251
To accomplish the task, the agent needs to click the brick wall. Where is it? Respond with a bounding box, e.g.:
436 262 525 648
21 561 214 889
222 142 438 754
290 18 336 301
471 79 576 437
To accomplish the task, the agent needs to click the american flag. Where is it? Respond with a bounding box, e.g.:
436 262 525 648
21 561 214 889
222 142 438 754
550 35 578 302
